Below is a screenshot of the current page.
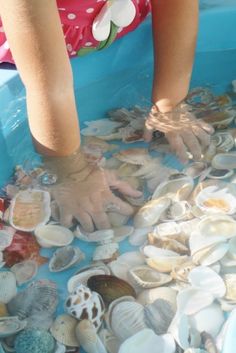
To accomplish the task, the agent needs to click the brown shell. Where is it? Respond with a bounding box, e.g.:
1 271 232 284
87 275 136 306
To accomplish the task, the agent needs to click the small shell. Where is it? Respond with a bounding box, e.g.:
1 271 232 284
87 275 136 306
192 243 229 266
149 235 189 255
92 243 119 263
0 229 15 251
161 201 192 222
211 152 236 170
153 221 181 237
75 320 107 353
11 260 38 285
114 148 151 165
207 168 233 180
9 189 51 232
137 287 177 311
49 246 85 272
171 261 196 283
198 214 236 239
128 266 172 289
183 162 208 179
133 197 171 228
0 316 27 338
81 119 124 137
50 314 79 347
108 252 145 282
99 329 120 353
74 226 114 243
144 299 175 334
34 225 74 248
152 175 194 201
0 271 17 304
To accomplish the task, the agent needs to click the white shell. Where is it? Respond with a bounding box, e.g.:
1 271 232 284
34 224 74 248
0 229 14 251
152 175 194 201
223 274 236 301
75 226 114 243
143 246 179 258
129 227 153 246
176 288 214 315
128 266 172 289
0 271 17 303
49 246 85 272
113 226 134 242
75 320 107 353
137 287 177 311
99 329 120 353
211 152 236 170
198 214 236 239
154 222 181 237
192 242 229 266
0 316 27 338
118 329 176 353
133 197 171 228
93 242 119 263
109 251 145 282
11 260 38 285
81 119 123 137
50 314 79 347
213 132 235 152
9 189 51 232
144 299 175 334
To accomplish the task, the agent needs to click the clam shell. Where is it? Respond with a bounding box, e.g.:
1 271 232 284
9 189 51 232
161 201 192 222
49 246 85 272
149 235 189 255
183 162 208 179
198 214 236 239
14 328 55 353
34 225 74 248
81 119 123 137
0 271 17 304
74 226 114 243
128 266 172 289
212 152 236 170
129 227 153 246
146 255 188 273
207 168 233 180
223 274 236 301
137 287 177 311
92 243 119 263
192 242 229 266
108 251 145 282
50 314 79 347
11 260 38 285
118 329 176 353
75 320 107 353
133 197 171 228
144 299 175 335
152 175 194 201
0 316 27 338
87 275 136 306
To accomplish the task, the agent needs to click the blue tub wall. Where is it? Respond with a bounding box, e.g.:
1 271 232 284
1 1 236 186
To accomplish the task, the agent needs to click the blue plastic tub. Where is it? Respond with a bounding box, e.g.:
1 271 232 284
1 1 236 352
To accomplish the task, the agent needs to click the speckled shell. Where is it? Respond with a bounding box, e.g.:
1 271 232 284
87 275 136 306
50 314 79 347
65 284 105 331
49 246 85 272
0 271 17 304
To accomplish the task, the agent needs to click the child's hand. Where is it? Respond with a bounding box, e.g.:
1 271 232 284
144 102 214 163
44 150 141 232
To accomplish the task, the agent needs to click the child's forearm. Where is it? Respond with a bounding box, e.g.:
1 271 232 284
151 0 198 112
0 0 80 156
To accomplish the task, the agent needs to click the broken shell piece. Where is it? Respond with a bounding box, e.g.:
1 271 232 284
144 299 175 335
0 271 17 304
9 189 51 232
207 168 233 180
49 246 85 272
134 197 171 228
183 162 208 179
50 314 79 347
11 260 38 285
87 275 136 306
128 266 172 289
93 243 119 263
81 119 124 137
211 152 236 170
0 316 27 338
35 224 74 248
75 319 107 353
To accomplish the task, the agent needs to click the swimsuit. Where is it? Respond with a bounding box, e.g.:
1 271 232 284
0 0 151 64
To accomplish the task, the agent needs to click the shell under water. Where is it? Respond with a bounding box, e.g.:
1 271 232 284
128 266 172 289
49 246 85 272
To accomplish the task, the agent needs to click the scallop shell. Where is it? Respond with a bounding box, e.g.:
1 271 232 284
211 152 236 170
107 298 147 342
75 320 107 353
0 271 17 304
9 189 51 232
128 266 172 289
65 284 105 330
152 175 194 201
118 329 176 353
144 299 175 335
11 260 38 285
49 246 85 272
87 275 136 306
50 314 79 347
34 224 74 248
0 316 27 338
133 197 171 228
183 162 208 179
92 243 119 263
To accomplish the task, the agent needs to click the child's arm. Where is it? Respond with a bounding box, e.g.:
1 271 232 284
0 0 80 157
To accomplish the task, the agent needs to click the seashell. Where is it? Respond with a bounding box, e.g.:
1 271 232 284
0 271 17 304
143 246 179 258
113 226 134 242
81 119 124 137
188 266 226 298
75 320 107 353
153 221 181 237
227 236 236 260
137 287 177 311
74 226 114 243
14 329 55 353
188 303 225 337
49 246 85 272
107 298 147 342
93 243 119 263
113 148 151 165
184 350 207 353
50 314 79 347
200 331 218 353
198 214 236 239
11 260 38 285
202 110 235 129
176 288 215 315
183 162 208 179
118 329 176 353
222 274 236 301
82 136 118 153
34 224 74 248
99 329 120 353
211 152 236 170
108 252 145 282
192 242 229 267
152 175 194 201
0 229 15 251
134 197 171 228
207 168 233 180
168 313 190 350
171 261 196 283
65 284 105 330
144 299 175 334
87 275 136 306
7 279 58 319
149 235 189 255
0 316 27 338
213 132 235 152
128 266 172 289
129 227 153 246
107 213 129 228
9 189 51 232
195 185 236 215
54 343 66 353
161 201 192 222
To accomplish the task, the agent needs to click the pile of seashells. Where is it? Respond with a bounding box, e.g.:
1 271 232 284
1 86 236 353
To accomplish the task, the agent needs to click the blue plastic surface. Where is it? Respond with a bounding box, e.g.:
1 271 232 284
1 2 236 352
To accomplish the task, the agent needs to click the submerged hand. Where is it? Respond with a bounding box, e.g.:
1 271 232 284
44 150 141 232
144 102 214 163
